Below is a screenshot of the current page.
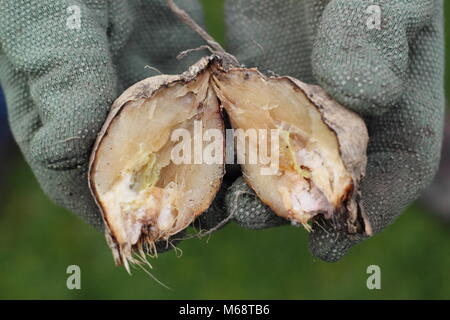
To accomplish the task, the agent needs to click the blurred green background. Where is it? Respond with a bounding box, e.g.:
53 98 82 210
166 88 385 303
0 0 449 299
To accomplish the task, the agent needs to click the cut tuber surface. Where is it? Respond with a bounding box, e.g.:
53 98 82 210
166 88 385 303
89 57 369 268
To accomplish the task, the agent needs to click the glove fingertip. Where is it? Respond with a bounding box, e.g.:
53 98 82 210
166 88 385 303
312 49 404 117
308 222 364 262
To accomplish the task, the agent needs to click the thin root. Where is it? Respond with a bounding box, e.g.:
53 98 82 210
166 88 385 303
144 65 163 75
177 45 214 60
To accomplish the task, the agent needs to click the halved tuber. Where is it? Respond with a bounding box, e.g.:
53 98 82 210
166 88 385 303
88 0 370 269
89 61 224 269
89 57 369 268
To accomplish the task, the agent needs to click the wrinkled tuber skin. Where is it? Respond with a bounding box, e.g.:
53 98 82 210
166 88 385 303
89 55 370 268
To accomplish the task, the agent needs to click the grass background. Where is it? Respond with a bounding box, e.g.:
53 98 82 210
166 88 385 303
0 0 449 299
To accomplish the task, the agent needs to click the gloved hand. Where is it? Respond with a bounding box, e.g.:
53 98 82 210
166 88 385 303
220 0 445 261
0 0 205 232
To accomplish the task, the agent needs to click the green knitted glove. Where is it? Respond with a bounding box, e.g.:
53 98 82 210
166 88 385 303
222 0 445 261
0 0 204 231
